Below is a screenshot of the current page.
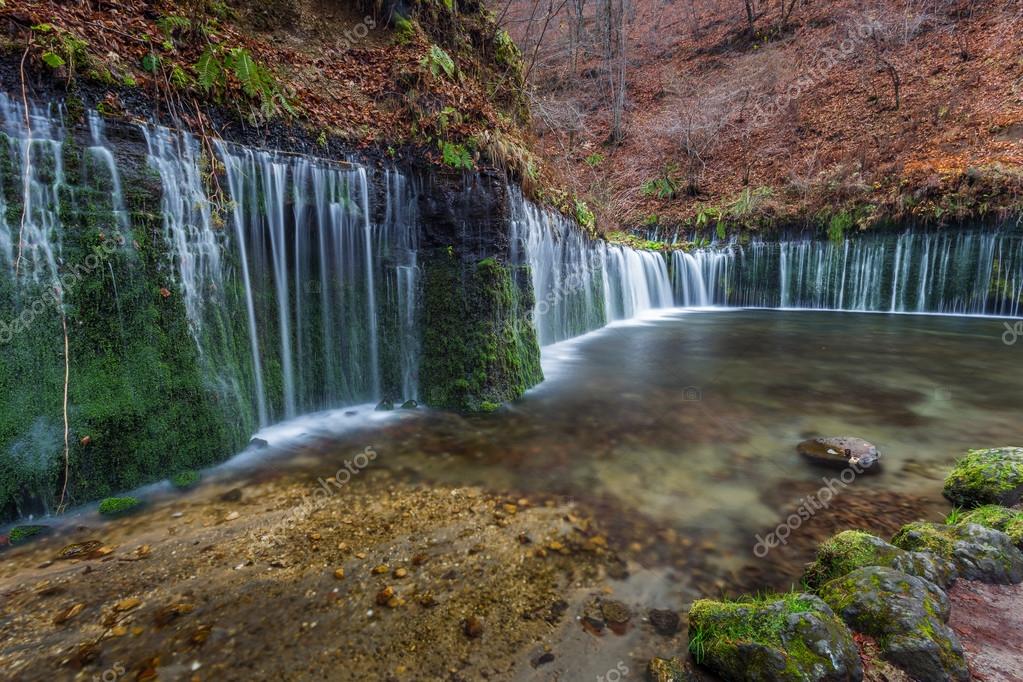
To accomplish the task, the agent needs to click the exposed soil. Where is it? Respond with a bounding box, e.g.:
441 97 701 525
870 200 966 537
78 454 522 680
948 579 1023 682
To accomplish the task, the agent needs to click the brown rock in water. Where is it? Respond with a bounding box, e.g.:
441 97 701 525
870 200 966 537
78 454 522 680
798 436 880 472
57 541 103 561
648 608 680 635
463 615 484 638
601 599 631 624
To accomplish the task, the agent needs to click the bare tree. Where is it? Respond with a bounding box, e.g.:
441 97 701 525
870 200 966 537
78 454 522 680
596 0 628 144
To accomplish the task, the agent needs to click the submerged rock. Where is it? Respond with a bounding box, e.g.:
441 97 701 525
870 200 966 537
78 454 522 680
892 521 1023 584
804 529 957 589
820 566 968 682
954 505 1023 548
375 400 394 412
647 656 698 681
943 446 1023 508
797 437 880 472
399 399 418 409
688 592 862 681
248 437 270 449
648 608 681 636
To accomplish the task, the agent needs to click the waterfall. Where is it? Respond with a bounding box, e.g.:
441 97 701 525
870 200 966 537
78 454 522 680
509 190 674 345
669 230 1023 316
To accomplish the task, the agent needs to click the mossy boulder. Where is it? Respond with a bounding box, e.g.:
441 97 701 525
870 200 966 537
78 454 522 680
688 592 862 681
647 656 699 681
892 521 1023 584
955 505 1023 548
170 470 201 490
943 446 1023 508
98 496 142 516
819 566 968 682
9 524 51 544
804 530 957 589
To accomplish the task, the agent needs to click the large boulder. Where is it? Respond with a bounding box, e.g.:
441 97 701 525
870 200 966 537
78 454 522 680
797 437 880 472
819 566 969 682
687 593 862 681
804 529 957 589
954 505 1023 548
943 446 1023 508
892 521 1023 584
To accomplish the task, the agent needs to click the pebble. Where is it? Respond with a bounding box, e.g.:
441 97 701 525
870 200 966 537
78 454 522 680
393 567 408 578
462 615 484 639
114 597 142 612
648 608 680 636
371 564 389 575
333 568 345 580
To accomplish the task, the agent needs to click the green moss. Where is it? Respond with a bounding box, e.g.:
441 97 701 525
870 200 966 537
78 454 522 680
688 592 844 679
804 529 902 589
9 524 50 544
943 447 1023 508
98 496 141 516
891 522 956 557
170 470 201 490
956 505 1023 546
420 251 542 412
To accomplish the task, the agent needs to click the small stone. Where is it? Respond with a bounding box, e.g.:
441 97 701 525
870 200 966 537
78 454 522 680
57 541 104 561
110 626 128 637
503 503 518 515
114 597 142 612
648 608 680 635
375 586 395 606
411 553 428 566
417 592 437 608
531 652 555 667
219 488 243 503
355 552 367 559
797 436 880 472
600 600 631 624
462 615 484 639
393 567 408 578
225 511 240 521
647 657 689 682
333 568 345 580
54 603 86 625
371 564 389 575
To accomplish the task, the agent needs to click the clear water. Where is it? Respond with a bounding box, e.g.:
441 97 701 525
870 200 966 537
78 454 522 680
230 308 1023 592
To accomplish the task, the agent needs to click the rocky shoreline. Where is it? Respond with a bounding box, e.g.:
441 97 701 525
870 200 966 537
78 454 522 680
0 446 1020 681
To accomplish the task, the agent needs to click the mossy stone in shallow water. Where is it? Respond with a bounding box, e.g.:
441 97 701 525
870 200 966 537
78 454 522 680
943 446 1023 508
9 524 50 544
892 521 1023 584
819 566 968 682
399 400 418 409
955 505 1023 548
804 529 957 589
170 470 201 490
98 496 141 516
688 592 862 681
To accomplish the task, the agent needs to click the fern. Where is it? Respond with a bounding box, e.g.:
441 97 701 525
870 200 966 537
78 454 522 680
194 47 224 91
421 45 455 79
440 141 473 170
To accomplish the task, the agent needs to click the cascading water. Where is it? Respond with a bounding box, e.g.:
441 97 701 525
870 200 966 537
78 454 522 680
670 230 1023 316
509 190 673 345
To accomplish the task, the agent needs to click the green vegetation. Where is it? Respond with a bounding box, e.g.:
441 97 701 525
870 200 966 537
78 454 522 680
420 252 542 412
99 496 141 516
170 470 201 490
194 45 296 118
421 44 456 80
440 141 474 170
943 446 1023 508
9 524 49 544
804 530 898 589
954 505 1023 546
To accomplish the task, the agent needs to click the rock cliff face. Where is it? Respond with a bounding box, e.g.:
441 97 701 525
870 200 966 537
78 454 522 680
0 89 543 521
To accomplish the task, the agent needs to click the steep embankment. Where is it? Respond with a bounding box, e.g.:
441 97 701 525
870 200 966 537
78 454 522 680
500 0 1023 236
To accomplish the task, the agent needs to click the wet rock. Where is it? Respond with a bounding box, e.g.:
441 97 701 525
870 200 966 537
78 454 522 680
463 615 484 638
688 592 862 681
531 652 555 667
820 566 968 682
56 540 105 561
399 400 418 409
114 597 142 612
943 447 1023 508
248 437 269 449
153 602 194 627
601 599 631 624
375 400 394 411
333 567 345 580
648 608 680 636
892 521 1023 584
53 603 86 626
954 505 1023 547
804 530 957 589
375 586 395 606
219 487 243 503
797 437 880 472
647 657 697 682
